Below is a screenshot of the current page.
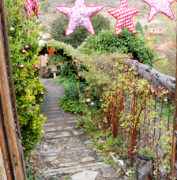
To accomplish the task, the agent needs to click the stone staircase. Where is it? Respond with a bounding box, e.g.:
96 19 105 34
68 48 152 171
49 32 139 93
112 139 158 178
32 79 120 180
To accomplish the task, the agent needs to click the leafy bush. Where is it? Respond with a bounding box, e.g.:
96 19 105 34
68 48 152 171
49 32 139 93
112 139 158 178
135 21 144 35
6 0 46 156
78 28 156 66
50 14 111 48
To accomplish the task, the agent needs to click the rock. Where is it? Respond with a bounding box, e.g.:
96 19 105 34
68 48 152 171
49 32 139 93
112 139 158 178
72 130 82 135
44 156 57 162
84 140 93 144
71 171 98 180
81 156 95 162
118 160 125 167
100 164 118 178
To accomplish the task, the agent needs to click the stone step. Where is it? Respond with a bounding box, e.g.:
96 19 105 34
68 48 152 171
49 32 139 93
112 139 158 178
41 134 82 141
38 147 93 156
41 109 64 113
43 126 76 132
71 171 98 180
43 121 78 128
43 162 107 176
45 119 78 124
44 113 79 117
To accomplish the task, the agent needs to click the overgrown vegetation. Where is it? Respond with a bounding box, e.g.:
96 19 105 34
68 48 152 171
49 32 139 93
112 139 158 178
52 46 173 178
6 0 46 156
78 28 156 66
50 14 111 48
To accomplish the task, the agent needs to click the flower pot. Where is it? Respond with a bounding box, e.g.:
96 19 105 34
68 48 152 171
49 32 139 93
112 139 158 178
135 153 154 180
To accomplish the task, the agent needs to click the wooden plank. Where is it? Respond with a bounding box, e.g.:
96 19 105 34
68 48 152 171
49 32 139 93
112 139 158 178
171 31 177 179
0 0 26 176
0 0 21 138
0 94 12 180
0 147 7 180
0 15 26 180
125 59 175 94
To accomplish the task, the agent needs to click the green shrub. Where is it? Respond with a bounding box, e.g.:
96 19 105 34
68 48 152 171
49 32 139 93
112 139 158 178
50 14 111 48
78 28 156 66
6 0 46 156
40 1 51 12
135 21 144 35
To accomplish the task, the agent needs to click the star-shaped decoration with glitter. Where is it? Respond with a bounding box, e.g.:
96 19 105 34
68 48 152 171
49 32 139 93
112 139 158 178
26 0 39 18
142 0 176 22
48 47 56 56
56 0 103 36
107 0 140 36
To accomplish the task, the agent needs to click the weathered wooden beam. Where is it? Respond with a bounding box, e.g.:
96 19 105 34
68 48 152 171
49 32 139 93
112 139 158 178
0 2 27 179
0 94 12 180
170 32 177 179
0 24 26 180
0 147 7 180
0 0 26 176
125 59 175 94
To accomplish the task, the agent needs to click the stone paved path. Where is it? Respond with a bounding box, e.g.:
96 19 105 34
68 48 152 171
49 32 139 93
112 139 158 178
32 79 119 180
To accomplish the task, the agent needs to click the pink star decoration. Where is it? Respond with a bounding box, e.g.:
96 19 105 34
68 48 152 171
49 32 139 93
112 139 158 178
26 0 39 18
56 0 103 36
142 0 176 22
107 0 140 35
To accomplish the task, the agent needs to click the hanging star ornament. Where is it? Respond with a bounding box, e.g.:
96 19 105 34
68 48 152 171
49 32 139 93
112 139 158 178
142 0 176 22
56 0 103 36
48 47 56 56
107 0 140 36
26 0 39 18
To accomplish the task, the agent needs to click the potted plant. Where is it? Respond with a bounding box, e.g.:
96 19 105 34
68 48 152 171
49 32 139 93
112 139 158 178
135 146 155 180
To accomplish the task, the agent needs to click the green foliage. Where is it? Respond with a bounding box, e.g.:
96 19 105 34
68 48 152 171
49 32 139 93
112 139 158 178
26 160 43 180
50 14 111 48
40 0 51 12
78 116 97 134
135 21 144 35
6 0 46 156
39 40 81 79
144 24 148 31
58 78 83 114
138 147 155 158
78 29 156 66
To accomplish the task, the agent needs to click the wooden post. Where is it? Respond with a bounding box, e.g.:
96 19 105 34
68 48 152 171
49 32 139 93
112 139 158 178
171 32 177 179
0 147 7 180
0 0 27 179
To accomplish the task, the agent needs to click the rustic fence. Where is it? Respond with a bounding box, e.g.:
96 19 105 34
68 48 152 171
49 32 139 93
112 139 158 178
0 0 26 179
124 57 177 179
126 58 177 179
102 56 177 179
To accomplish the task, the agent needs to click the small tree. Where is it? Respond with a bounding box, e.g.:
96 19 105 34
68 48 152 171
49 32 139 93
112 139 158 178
144 24 148 31
135 21 144 35
50 14 111 48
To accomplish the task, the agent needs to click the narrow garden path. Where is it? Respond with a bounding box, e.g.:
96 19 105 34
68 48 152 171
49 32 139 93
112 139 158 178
32 79 120 180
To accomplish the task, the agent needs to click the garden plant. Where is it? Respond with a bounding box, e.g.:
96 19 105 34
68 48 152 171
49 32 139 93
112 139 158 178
5 0 46 156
